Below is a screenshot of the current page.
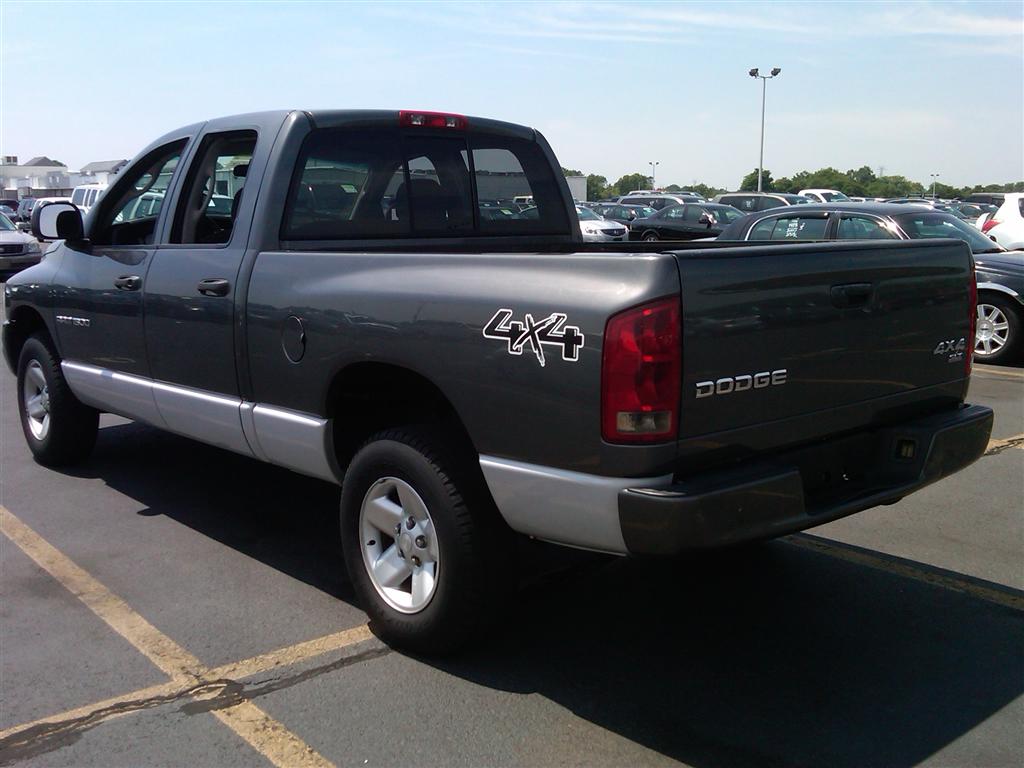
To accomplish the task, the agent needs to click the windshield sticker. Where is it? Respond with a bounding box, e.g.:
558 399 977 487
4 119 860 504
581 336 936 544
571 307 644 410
483 308 585 367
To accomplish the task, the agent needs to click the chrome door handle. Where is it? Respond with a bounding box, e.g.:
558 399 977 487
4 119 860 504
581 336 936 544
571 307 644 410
114 275 141 291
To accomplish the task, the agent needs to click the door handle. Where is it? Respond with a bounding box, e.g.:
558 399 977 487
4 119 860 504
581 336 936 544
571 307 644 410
830 282 873 309
197 278 230 297
114 275 141 291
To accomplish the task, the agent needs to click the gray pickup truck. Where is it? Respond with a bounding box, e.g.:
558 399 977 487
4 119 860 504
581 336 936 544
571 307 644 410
4 110 993 652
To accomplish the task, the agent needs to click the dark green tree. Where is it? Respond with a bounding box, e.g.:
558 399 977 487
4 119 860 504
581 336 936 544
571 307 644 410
586 174 610 201
740 168 773 191
612 173 653 197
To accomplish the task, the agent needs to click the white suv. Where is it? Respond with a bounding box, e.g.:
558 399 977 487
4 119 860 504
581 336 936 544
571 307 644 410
799 188 850 203
70 183 108 215
982 193 1024 250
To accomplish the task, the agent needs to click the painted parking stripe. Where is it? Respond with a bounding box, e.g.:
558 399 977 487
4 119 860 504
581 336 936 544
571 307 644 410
0 505 336 768
985 432 1024 455
972 365 1024 379
787 533 1024 612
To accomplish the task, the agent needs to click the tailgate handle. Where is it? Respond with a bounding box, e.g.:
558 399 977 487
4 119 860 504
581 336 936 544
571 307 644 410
830 282 873 308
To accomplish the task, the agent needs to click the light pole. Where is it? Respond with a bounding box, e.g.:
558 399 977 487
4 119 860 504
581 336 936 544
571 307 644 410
649 161 659 191
749 67 781 192
930 173 940 199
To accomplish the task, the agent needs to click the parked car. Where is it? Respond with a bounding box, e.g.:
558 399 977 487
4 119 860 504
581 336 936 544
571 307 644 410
962 193 1006 207
0 203 17 218
949 202 998 224
716 202 1018 362
973 251 1024 362
713 192 812 212
70 183 108 216
7 109 990 654
0 212 43 277
577 204 627 241
15 197 37 223
617 193 701 210
628 203 745 241
799 189 850 203
589 202 656 225
980 193 1024 251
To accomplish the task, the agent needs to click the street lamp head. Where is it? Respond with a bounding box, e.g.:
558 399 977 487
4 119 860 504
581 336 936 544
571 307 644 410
770 67 781 77
749 68 759 77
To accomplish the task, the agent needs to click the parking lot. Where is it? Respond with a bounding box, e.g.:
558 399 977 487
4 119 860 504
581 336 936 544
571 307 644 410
0 293 1020 768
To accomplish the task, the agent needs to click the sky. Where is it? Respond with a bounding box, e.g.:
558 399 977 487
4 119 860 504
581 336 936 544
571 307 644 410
1 0 1022 189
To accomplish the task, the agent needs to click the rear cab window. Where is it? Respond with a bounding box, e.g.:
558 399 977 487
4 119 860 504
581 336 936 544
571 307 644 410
281 127 569 241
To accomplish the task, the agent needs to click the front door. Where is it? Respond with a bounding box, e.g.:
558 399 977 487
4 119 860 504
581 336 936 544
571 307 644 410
52 141 187 422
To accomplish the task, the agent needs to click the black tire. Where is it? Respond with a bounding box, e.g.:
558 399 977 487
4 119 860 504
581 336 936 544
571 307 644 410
975 293 1022 364
16 333 98 466
340 427 508 654
642 231 659 241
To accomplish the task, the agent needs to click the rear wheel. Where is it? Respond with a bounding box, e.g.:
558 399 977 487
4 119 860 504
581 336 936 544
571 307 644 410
974 294 1021 364
340 427 508 654
17 334 98 466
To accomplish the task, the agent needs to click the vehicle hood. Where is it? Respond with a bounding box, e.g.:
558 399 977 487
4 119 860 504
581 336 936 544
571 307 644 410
975 250 1024 273
0 230 36 244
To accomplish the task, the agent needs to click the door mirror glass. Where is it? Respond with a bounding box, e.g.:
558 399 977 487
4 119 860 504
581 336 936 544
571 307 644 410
32 202 84 241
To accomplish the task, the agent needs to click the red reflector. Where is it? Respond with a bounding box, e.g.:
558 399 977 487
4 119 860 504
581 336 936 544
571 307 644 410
399 110 467 130
967 258 977 376
602 297 681 443
981 218 1000 234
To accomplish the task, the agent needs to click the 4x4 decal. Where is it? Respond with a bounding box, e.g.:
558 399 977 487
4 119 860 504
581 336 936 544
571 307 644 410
482 308 585 367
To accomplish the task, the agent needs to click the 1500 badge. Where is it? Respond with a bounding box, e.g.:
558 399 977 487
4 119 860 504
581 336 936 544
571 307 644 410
483 308 585 367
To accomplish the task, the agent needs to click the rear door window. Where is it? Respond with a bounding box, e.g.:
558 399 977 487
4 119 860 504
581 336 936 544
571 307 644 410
748 215 829 241
836 215 896 240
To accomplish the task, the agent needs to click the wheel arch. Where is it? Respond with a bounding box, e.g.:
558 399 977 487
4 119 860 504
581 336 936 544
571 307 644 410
325 361 479 474
3 305 54 374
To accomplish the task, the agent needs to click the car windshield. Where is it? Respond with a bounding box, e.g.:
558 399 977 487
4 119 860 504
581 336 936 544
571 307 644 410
576 206 601 220
820 192 850 201
894 212 1005 253
0 212 15 231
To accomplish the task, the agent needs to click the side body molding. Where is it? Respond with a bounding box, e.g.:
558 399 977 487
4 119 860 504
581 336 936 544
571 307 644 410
60 361 339 483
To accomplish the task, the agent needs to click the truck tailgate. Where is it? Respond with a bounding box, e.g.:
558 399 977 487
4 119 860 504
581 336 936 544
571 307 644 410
674 239 974 441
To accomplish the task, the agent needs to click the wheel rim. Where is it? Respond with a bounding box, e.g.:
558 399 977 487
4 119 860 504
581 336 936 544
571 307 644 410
22 360 50 440
975 303 1009 357
644 233 658 241
359 477 439 614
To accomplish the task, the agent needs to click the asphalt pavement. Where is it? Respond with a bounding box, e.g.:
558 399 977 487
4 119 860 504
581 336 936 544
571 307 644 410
1 321 1021 766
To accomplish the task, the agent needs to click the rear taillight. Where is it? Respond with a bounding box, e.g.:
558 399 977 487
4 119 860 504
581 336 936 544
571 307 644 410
981 218 1001 233
967 259 977 376
601 297 681 443
398 110 467 130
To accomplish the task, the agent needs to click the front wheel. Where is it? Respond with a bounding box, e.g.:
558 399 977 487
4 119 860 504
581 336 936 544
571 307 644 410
975 295 1021 364
17 334 98 466
340 428 507 654
642 231 659 241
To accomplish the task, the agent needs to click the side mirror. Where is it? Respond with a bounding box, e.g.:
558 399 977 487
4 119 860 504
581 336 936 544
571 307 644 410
32 202 84 242
699 212 714 226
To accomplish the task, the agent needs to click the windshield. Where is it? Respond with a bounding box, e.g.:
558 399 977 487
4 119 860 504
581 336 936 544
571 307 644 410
576 206 601 220
820 191 850 202
0 212 14 231
894 212 1005 253
708 206 744 223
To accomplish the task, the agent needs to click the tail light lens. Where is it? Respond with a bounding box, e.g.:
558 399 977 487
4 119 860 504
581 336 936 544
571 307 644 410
981 218 1001 233
967 259 977 376
602 297 681 443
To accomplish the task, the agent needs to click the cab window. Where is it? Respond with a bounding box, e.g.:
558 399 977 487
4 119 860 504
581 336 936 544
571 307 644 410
836 216 896 240
748 215 829 241
91 141 185 246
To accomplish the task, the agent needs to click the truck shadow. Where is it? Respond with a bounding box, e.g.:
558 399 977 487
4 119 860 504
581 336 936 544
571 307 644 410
76 420 1023 768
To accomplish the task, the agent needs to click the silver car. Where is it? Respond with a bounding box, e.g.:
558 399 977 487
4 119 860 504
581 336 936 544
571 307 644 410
577 205 627 242
0 212 42 275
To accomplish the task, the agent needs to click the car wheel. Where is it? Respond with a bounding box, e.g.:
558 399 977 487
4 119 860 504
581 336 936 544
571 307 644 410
975 294 1021 364
643 231 659 241
17 333 99 466
340 427 508 654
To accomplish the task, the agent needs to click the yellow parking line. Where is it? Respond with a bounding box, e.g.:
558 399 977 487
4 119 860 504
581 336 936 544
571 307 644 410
0 505 338 767
985 432 1024 455
210 625 374 681
787 534 1024 612
973 365 1024 379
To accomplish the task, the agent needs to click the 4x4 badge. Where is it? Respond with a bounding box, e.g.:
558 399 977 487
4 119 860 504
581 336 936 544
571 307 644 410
483 308 585 367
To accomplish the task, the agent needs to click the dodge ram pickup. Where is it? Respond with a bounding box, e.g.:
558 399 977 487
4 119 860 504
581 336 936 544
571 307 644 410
5 109 993 653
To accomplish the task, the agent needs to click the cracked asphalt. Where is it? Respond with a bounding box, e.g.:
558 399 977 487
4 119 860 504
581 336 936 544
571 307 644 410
1 292 1021 766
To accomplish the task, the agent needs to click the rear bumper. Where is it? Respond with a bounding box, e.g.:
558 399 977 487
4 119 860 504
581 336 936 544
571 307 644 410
619 404 993 554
